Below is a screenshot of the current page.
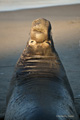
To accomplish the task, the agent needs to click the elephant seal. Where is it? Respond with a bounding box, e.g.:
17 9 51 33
5 18 79 120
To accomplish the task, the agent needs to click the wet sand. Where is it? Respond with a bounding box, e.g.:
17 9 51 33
0 4 80 117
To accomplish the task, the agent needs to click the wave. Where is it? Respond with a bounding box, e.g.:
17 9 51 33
0 0 80 12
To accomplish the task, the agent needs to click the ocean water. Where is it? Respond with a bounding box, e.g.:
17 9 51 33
0 0 80 11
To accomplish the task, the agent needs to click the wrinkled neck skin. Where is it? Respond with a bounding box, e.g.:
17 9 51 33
15 41 74 100
16 39 65 84
16 40 61 80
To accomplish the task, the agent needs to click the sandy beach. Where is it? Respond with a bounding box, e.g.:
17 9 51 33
0 4 80 118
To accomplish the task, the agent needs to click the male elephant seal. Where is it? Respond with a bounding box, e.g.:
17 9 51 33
5 18 79 120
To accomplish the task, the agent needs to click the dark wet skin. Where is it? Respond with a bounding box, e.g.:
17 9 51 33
5 18 79 120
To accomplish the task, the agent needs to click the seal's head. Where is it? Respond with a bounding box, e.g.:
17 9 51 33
27 18 55 56
30 18 51 43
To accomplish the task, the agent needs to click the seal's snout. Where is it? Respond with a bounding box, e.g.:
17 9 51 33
30 18 51 43
27 18 53 56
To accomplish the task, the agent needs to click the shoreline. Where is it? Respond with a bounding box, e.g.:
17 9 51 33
0 3 80 12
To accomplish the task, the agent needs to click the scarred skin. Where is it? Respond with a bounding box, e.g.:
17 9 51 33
5 18 79 120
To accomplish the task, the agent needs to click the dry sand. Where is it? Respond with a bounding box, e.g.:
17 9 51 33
0 4 80 117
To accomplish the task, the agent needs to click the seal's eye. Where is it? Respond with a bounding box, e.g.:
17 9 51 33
29 40 36 46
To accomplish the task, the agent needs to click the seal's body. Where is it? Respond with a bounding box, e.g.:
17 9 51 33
5 18 79 120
